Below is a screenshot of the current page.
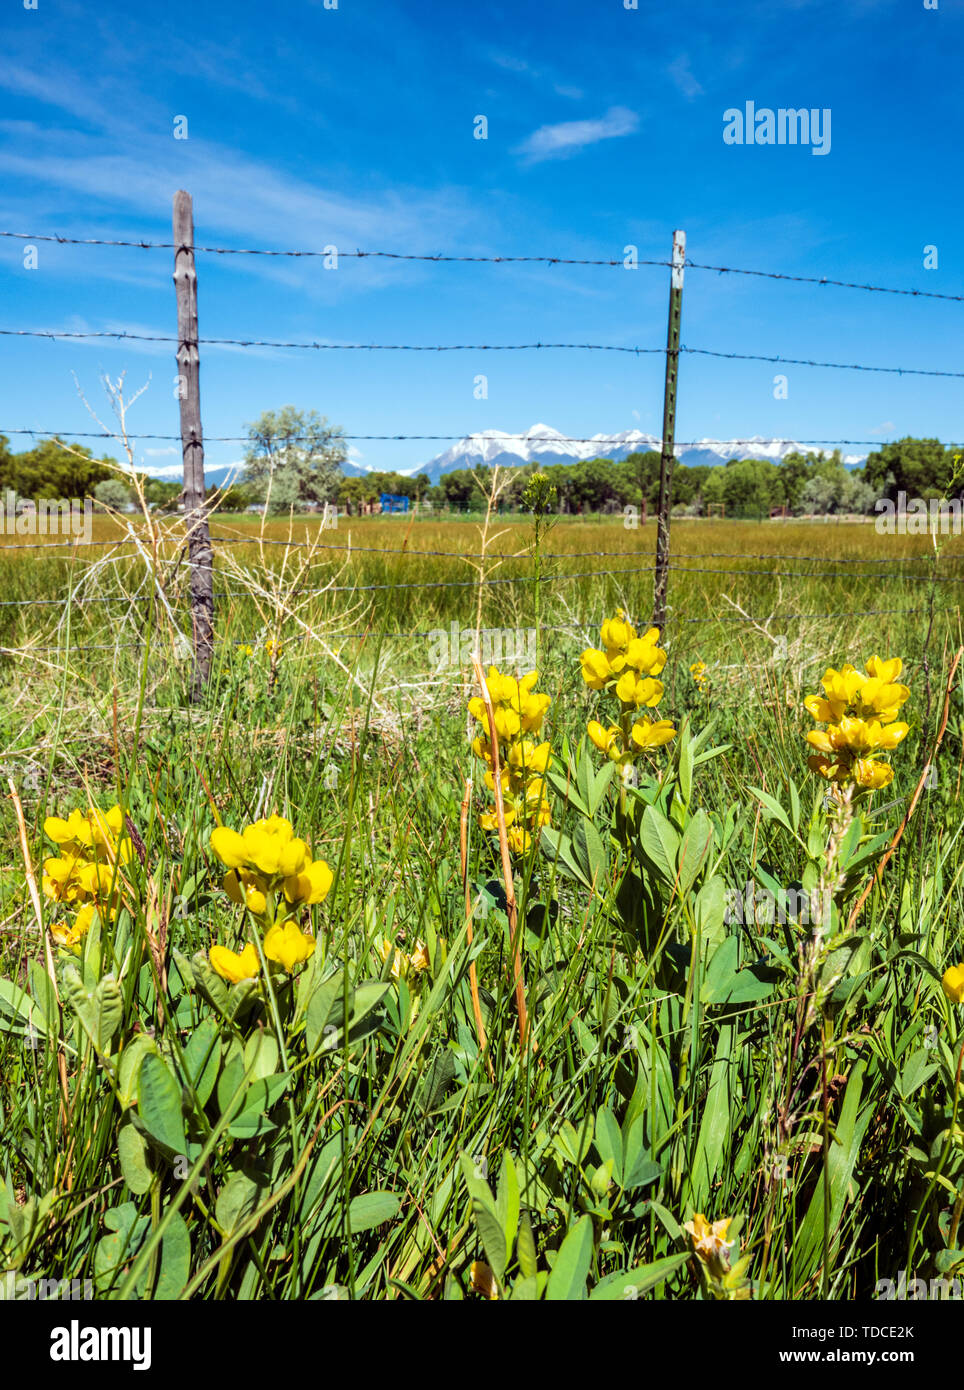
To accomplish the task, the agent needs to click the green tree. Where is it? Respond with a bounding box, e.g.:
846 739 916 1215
93 478 135 511
0 437 113 500
863 437 953 501
242 407 346 514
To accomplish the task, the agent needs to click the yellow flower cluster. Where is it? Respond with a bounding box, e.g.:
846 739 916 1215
469 667 552 855
805 656 910 792
208 815 333 981
43 804 130 951
580 612 676 768
690 659 708 691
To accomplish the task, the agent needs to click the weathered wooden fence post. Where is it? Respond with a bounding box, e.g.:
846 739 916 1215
652 229 685 630
173 190 214 697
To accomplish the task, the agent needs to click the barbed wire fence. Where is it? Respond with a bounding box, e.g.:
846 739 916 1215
1 196 963 692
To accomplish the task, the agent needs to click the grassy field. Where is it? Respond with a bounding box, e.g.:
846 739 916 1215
0 510 963 1300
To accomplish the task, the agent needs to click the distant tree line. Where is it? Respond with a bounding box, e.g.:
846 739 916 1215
409 438 963 519
7 418 960 521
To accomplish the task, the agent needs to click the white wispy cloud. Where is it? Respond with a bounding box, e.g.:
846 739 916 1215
514 106 638 164
667 55 703 100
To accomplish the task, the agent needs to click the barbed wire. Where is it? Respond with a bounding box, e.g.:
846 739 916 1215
3 426 950 452
2 532 963 570
678 605 957 624
3 324 963 379
2 602 956 658
0 553 958 619
2 230 961 304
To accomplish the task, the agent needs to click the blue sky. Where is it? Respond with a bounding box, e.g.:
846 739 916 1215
0 0 961 476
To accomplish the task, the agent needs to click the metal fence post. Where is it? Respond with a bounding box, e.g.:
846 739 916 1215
652 229 685 630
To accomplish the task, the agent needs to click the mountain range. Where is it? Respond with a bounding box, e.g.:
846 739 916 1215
131 426 867 488
404 425 867 483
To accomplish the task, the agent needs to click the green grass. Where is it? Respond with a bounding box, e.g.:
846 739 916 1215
0 514 962 1300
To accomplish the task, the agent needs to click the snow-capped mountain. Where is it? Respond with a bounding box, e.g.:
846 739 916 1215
129 461 244 489
412 423 663 477
411 425 866 482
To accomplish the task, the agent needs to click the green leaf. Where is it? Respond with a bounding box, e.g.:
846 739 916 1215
748 786 794 836
695 875 728 954
553 1118 593 1166
27 962 56 1037
216 1167 266 1235
150 1211 191 1300
623 1154 661 1191
243 1029 279 1082
138 1053 187 1159
545 1215 593 1301
678 728 694 806
701 937 775 1007
181 1016 221 1106
226 1072 291 1138
189 949 232 1019
687 1022 736 1208
516 1211 538 1279
348 1191 401 1232
61 969 124 1053
305 969 346 1053
572 818 608 893
420 1048 457 1114
590 1251 689 1300
117 1116 157 1195
788 777 801 834
495 1153 520 1255
117 1034 157 1109
640 806 680 888
0 977 43 1037
678 810 714 896
94 1205 150 1294
460 1152 507 1283
540 827 593 889
594 1108 623 1187
796 1060 872 1281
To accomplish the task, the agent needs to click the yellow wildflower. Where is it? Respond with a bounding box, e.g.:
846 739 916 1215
942 963 964 1004
684 1213 735 1278
50 903 100 953
263 921 316 972
580 648 612 689
209 942 262 984
631 717 677 749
